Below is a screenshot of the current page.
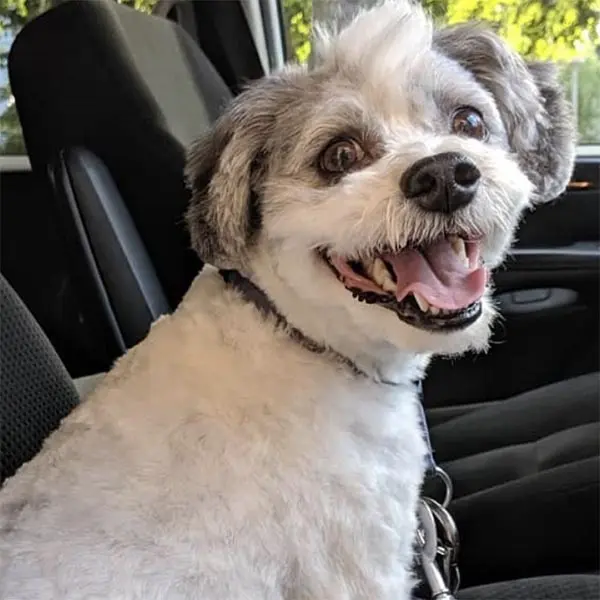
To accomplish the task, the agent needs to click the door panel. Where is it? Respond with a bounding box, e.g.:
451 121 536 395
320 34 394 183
514 158 599 248
424 156 600 408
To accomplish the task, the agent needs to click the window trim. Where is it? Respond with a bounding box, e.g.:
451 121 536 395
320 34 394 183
576 145 600 157
258 0 286 71
0 156 31 172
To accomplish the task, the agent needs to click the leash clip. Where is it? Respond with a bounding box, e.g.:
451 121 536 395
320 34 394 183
423 496 460 595
416 497 460 600
432 466 454 509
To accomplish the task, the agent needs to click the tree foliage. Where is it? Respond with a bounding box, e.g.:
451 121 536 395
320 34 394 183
282 0 600 62
282 0 313 63
441 0 599 62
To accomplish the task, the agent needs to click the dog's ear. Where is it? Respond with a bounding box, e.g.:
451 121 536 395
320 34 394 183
434 23 576 203
184 86 273 269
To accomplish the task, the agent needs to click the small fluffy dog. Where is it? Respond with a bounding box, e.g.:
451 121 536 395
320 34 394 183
0 1 574 598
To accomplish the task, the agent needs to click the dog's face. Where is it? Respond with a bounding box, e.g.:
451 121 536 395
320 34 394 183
185 0 574 359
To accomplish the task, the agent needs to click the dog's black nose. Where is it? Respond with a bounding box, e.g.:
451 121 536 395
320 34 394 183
401 152 480 213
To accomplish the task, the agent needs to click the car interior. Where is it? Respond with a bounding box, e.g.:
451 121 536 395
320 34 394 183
0 0 599 597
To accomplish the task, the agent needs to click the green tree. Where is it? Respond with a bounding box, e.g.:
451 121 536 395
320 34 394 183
0 91 23 154
282 0 313 63
442 0 599 62
283 0 600 63
0 0 157 154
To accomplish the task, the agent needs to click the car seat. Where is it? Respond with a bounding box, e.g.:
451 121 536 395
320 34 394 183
8 0 232 357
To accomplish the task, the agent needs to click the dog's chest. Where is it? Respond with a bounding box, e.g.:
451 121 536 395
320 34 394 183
153 377 427 598
158 375 426 599
272 386 426 597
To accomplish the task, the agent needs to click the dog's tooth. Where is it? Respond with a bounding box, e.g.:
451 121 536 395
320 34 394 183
380 277 396 293
448 235 463 255
371 258 383 281
370 258 392 291
375 258 396 292
449 236 469 268
429 306 441 316
363 256 375 275
413 292 430 313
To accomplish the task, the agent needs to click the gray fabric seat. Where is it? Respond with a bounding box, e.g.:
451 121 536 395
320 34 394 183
0 274 80 483
427 378 600 587
459 574 599 599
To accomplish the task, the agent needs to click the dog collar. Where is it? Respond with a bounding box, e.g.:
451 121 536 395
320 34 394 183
220 269 368 378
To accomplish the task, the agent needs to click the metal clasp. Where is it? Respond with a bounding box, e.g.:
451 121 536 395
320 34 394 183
423 497 460 595
433 466 454 509
416 497 461 599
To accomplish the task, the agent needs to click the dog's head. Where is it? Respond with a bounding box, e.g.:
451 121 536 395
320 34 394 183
185 0 575 367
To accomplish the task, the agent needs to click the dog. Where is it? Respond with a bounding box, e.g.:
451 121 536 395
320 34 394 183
0 1 574 598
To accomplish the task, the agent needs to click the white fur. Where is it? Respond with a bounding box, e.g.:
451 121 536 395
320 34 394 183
0 268 427 599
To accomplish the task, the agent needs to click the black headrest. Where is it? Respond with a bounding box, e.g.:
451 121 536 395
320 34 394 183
9 0 232 305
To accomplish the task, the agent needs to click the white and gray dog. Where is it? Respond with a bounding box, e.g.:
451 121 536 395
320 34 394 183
0 1 574 598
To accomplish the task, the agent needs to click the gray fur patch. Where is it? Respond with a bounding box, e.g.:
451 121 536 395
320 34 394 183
184 74 304 269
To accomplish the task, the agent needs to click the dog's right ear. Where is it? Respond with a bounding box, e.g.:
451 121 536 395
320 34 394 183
184 85 275 269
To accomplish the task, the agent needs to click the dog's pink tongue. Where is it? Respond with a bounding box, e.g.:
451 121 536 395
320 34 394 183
383 239 487 310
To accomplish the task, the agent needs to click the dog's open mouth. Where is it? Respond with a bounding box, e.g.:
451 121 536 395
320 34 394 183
323 236 488 331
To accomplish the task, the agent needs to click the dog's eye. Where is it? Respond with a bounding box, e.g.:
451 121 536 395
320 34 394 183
451 108 488 140
320 139 365 173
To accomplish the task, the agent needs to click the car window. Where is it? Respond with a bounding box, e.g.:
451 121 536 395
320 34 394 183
281 0 600 151
0 0 158 156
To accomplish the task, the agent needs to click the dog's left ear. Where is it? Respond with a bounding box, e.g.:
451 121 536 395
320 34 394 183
434 23 576 203
184 83 276 269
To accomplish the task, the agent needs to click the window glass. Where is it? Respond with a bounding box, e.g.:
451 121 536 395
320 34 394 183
281 0 600 147
0 0 158 156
